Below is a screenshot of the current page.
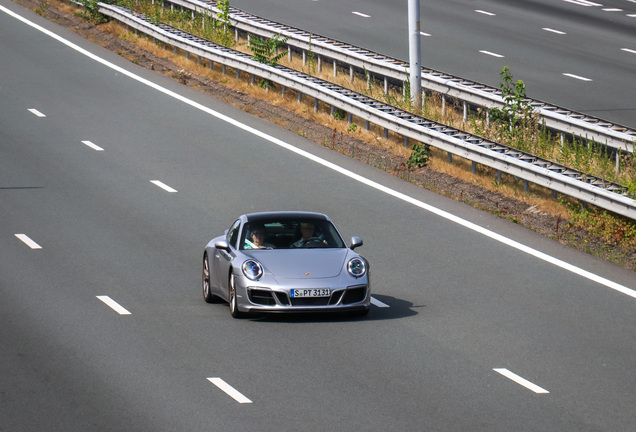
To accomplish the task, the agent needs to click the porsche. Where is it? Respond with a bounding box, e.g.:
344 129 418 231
202 212 370 317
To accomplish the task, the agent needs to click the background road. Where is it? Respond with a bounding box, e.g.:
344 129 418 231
230 0 636 129
1 1 635 430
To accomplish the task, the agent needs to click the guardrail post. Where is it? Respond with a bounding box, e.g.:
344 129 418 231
282 86 286 97
348 113 353 124
318 56 322 73
472 161 477 174
442 95 446 117
303 50 307 67
222 64 226 74
497 170 502 183
463 102 467 123
384 77 388 95
365 120 370 131
333 60 337 78
350 65 354 83
447 152 452 163
288 47 292 62
615 150 620 174
314 98 319 112
236 69 240 79
524 180 529 193
298 92 302 103
404 136 409 148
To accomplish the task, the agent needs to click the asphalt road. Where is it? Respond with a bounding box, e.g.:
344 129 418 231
229 0 636 129
1 2 635 431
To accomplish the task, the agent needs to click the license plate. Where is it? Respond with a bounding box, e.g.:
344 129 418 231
291 288 330 298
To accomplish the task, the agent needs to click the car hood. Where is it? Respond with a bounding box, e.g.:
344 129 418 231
246 249 350 279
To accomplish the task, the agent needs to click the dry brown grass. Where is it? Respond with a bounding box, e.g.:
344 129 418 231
101 21 575 221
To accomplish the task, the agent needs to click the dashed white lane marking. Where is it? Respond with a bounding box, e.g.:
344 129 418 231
15 234 42 249
493 368 549 394
5 5 633 300
480 50 505 58
621 48 636 55
602 8 622 12
97 295 131 315
475 10 496 16
28 108 46 117
352 11 370 18
207 378 252 403
563 73 593 81
150 180 177 193
420 31 432 37
82 140 104 151
543 28 566 35
371 297 390 308
563 0 601 6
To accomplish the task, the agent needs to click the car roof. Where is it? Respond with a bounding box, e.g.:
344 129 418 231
243 211 330 223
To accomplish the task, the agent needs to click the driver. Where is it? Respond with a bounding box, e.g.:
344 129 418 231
291 222 326 247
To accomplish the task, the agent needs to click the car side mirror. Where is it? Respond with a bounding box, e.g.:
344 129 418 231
350 236 363 250
215 240 231 252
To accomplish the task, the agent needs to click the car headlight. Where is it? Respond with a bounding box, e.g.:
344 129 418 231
347 258 366 278
242 260 263 280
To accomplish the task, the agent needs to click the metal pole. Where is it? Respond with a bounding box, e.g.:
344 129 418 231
408 0 422 111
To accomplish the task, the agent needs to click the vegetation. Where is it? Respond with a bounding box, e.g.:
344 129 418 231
248 33 289 89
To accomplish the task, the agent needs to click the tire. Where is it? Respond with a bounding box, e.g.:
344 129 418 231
228 272 245 318
202 253 219 303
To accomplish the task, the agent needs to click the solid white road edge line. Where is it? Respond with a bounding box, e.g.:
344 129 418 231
150 180 178 192
493 368 550 394
4 5 634 300
82 140 104 151
207 378 253 403
97 295 131 315
15 233 42 249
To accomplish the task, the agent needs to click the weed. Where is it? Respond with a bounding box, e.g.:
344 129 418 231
407 143 430 170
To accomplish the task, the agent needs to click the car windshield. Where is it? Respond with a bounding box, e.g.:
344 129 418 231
240 218 346 250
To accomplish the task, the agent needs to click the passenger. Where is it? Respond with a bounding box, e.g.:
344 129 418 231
245 224 275 249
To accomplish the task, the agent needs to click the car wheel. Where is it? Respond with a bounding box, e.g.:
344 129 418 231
228 272 245 318
202 253 219 303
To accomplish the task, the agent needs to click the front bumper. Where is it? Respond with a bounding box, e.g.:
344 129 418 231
241 284 371 314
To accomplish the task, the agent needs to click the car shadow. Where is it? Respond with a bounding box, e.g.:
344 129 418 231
248 294 421 323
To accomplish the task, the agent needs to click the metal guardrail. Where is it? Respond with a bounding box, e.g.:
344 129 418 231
166 0 635 155
97 3 636 220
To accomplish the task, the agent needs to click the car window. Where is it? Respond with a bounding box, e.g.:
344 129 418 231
227 219 241 248
240 219 346 250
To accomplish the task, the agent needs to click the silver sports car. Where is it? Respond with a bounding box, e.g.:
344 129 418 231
202 212 370 317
